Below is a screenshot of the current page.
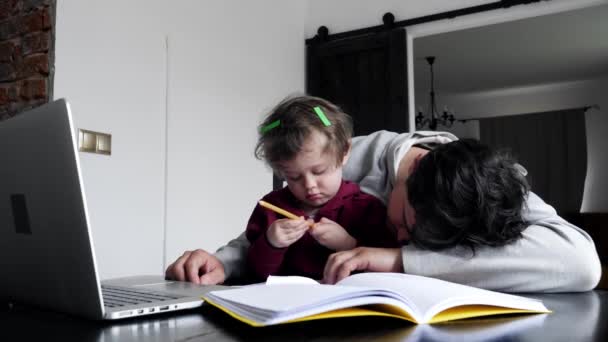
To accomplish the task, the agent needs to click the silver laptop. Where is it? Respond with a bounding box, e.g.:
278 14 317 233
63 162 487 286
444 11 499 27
0 99 224 320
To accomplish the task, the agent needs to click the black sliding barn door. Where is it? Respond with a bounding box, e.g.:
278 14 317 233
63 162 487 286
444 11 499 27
306 28 409 136
273 28 409 190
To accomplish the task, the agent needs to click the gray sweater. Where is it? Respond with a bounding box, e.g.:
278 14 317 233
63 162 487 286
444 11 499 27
216 130 601 292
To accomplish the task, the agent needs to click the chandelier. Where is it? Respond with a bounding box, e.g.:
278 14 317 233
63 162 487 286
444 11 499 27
415 56 456 131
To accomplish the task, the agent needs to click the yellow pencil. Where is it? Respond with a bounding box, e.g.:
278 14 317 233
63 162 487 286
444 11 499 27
258 200 316 228
258 200 300 220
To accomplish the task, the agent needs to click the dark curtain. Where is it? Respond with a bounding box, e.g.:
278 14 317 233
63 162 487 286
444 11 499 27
479 108 587 214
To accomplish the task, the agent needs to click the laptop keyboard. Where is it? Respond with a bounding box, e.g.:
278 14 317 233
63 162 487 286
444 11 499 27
101 285 182 308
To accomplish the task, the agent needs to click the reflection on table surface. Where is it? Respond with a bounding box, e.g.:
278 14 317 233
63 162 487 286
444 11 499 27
1 291 606 342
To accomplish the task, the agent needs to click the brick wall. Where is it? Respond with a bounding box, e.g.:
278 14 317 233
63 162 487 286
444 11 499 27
0 0 55 120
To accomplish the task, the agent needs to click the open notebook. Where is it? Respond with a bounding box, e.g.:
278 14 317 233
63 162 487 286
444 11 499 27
202 273 550 326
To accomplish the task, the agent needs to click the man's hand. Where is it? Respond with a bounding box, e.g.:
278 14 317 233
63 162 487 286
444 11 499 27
266 217 312 248
322 247 403 284
164 249 226 285
309 217 356 251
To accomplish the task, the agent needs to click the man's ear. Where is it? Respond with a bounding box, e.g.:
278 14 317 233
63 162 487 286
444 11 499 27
341 140 352 166
409 152 426 175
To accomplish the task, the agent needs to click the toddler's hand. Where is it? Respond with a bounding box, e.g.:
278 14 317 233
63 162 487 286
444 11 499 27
309 217 357 251
266 217 313 248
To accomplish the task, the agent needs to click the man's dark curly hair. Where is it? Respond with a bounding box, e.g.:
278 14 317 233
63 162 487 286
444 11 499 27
406 139 530 250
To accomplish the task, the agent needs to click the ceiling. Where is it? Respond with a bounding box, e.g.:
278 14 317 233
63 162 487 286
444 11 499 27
413 3 608 94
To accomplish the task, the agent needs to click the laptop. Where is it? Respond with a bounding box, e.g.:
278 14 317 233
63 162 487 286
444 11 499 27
0 99 225 320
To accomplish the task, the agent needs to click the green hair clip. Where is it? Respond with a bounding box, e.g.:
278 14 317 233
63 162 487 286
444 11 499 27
261 119 281 134
314 106 331 126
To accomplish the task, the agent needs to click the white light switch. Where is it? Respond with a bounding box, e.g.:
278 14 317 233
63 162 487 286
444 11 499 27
96 132 111 155
78 129 112 155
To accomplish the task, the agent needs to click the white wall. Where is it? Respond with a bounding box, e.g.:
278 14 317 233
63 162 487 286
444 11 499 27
54 0 168 279
54 0 307 279
163 1 307 268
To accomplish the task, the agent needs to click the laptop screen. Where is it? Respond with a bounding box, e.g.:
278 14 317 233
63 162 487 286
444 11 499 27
0 99 104 319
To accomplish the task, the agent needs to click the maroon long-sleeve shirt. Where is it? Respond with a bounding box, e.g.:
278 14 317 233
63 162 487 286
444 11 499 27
246 180 397 281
